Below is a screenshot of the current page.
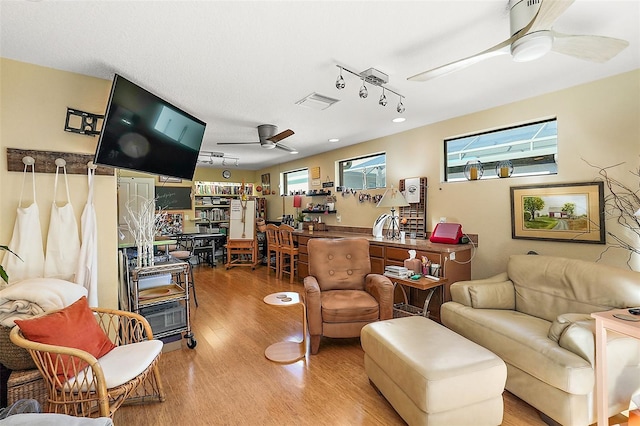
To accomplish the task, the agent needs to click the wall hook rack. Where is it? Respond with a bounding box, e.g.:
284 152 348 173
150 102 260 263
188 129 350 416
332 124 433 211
7 148 114 175
64 108 104 137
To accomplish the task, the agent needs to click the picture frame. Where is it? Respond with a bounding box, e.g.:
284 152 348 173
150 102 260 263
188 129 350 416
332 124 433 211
510 182 605 244
261 173 271 195
159 175 182 183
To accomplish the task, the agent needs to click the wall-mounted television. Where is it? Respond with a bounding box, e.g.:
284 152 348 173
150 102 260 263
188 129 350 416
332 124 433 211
94 74 206 180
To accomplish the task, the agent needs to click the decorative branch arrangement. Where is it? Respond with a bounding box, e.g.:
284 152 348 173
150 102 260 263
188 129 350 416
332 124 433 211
124 196 165 268
588 160 640 268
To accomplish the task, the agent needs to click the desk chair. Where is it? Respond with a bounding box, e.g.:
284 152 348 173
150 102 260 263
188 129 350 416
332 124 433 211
278 224 299 283
265 224 281 276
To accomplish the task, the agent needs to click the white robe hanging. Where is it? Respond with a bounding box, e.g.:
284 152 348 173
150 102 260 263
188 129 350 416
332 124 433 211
1 164 45 284
44 165 80 281
75 166 99 307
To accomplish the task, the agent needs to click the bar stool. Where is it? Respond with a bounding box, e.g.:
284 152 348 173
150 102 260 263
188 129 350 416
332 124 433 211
278 224 299 283
168 250 198 307
265 224 281 276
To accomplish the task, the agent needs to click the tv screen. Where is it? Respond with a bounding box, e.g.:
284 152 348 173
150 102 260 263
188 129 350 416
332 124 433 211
94 74 206 180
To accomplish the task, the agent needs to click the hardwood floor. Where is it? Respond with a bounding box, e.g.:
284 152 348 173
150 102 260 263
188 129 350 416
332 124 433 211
115 264 547 425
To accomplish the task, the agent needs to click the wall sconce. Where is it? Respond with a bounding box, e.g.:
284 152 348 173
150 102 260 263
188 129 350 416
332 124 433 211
496 160 514 178
335 65 405 113
464 160 484 181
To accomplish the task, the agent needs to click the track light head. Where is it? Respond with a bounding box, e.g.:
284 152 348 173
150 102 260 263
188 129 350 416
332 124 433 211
335 67 345 89
396 96 405 113
359 79 368 99
379 88 387 106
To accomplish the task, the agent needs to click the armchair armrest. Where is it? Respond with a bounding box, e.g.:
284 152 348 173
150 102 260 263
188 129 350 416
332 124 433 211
449 272 515 309
364 274 394 320
303 276 322 336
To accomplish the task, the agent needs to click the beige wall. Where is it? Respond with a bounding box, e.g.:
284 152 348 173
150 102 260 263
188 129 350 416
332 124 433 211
258 70 640 277
0 59 118 307
2 58 638 298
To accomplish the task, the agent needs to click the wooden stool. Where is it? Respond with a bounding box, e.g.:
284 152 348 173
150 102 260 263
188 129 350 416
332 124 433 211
278 224 299 283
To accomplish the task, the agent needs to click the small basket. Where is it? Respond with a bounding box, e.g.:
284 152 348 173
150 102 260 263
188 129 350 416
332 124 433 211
0 325 36 370
393 303 425 318
7 369 48 408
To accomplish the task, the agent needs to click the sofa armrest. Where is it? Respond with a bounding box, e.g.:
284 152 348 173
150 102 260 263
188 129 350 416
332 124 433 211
364 274 394 320
303 276 322 336
449 272 515 309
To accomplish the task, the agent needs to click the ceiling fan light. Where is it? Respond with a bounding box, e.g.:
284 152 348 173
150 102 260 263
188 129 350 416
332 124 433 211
261 142 276 149
511 31 553 62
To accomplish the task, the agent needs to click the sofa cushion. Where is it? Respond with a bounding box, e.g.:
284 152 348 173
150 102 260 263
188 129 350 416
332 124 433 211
469 281 515 309
507 255 640 322
321 290 379 323
441 302 594 395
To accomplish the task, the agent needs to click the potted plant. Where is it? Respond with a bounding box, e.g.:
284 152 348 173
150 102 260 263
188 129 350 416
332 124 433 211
0 245 20 284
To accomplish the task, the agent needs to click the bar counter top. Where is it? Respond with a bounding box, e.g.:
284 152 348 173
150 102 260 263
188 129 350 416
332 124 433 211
293 229 473 253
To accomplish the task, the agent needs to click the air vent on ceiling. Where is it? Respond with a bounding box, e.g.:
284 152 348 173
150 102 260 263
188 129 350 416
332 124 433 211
295 92 340 110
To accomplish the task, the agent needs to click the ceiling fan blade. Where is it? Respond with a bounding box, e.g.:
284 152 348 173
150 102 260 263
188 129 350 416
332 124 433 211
216 141 260 145
274 143 296 153
528 0 575 33
267 129 294 143
551 31 629 63
407 39 512 82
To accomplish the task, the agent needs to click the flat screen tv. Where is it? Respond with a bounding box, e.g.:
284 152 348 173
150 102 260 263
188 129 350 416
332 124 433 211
94 74 206 180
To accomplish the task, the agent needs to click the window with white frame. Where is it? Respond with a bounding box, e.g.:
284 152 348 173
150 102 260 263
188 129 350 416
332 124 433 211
338 153 386 190
444 118 558 182
283 168 308 195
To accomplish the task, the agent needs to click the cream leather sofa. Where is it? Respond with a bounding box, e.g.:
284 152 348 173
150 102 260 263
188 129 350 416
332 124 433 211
441 255 640 426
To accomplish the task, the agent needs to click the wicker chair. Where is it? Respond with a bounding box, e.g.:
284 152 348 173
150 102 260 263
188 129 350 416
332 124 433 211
9 307 165 419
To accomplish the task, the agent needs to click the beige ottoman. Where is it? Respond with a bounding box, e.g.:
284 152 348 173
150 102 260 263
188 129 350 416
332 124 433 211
361 316 506 426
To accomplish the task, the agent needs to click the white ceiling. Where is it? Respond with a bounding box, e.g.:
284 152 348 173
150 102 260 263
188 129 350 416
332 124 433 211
1 0 638 170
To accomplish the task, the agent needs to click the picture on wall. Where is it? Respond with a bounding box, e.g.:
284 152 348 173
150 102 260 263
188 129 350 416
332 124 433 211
510 182 605 244
157 213 183 235
261 173 271 195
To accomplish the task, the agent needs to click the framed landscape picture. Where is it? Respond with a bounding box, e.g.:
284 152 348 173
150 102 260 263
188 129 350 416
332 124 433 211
510 182 605 244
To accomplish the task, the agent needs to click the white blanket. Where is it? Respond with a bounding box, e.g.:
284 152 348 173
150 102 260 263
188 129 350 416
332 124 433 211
0 277 88 327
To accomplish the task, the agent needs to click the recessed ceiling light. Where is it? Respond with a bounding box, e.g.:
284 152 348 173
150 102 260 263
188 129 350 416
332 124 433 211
289 150 299 155
328 138 340 143
392 117 406 123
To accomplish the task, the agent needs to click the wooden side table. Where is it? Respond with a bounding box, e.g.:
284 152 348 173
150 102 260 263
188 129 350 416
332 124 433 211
591 309 640 426
263 292 307 363
384 274 448 320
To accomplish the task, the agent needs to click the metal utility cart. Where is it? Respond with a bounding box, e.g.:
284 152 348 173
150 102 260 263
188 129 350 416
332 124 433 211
127 259 197 349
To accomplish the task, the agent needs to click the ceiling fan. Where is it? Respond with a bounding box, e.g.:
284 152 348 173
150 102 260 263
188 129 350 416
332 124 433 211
217 124 297 153
408 0 629 82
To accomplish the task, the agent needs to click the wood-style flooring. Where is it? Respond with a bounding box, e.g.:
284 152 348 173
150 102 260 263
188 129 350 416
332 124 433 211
114 263 548 426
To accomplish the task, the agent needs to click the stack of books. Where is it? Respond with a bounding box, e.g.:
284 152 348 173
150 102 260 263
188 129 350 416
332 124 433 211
384 265 409 279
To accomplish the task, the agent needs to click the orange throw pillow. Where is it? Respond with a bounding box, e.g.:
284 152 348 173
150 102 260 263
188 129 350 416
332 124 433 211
15 296 116 382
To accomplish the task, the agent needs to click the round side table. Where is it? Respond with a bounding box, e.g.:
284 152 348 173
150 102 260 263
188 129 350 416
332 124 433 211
263 292 307 363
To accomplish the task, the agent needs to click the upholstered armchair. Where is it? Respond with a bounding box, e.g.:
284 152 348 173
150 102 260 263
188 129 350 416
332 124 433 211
303 238 393 354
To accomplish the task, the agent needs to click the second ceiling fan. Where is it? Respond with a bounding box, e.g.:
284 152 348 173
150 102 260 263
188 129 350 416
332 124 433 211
217 124 297 153
408 0 629 82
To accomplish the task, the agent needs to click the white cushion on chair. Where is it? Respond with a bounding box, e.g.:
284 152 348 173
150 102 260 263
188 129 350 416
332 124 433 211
169 251 191 260
66 340 163 391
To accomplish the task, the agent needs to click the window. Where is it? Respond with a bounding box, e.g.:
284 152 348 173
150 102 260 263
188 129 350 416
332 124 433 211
283 168 308 195
339 153 386 190
444 119 558 182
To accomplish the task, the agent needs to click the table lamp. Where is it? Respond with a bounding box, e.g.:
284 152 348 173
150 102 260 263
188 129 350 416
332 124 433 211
376 186 410 239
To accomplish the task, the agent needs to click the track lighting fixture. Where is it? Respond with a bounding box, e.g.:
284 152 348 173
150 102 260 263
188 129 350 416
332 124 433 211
198 151 239 167
334 64 405 112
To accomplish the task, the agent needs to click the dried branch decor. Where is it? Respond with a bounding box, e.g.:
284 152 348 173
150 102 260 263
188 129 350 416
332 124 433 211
124 196 165 267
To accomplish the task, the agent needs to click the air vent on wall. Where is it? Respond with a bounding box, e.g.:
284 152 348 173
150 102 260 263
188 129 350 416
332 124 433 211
295 92 340 110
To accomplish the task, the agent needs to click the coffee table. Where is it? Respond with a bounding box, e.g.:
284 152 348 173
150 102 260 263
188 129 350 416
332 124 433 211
263 292 307 363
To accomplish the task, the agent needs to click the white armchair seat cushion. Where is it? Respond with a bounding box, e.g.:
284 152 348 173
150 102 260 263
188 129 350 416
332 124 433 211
66 339 163 391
